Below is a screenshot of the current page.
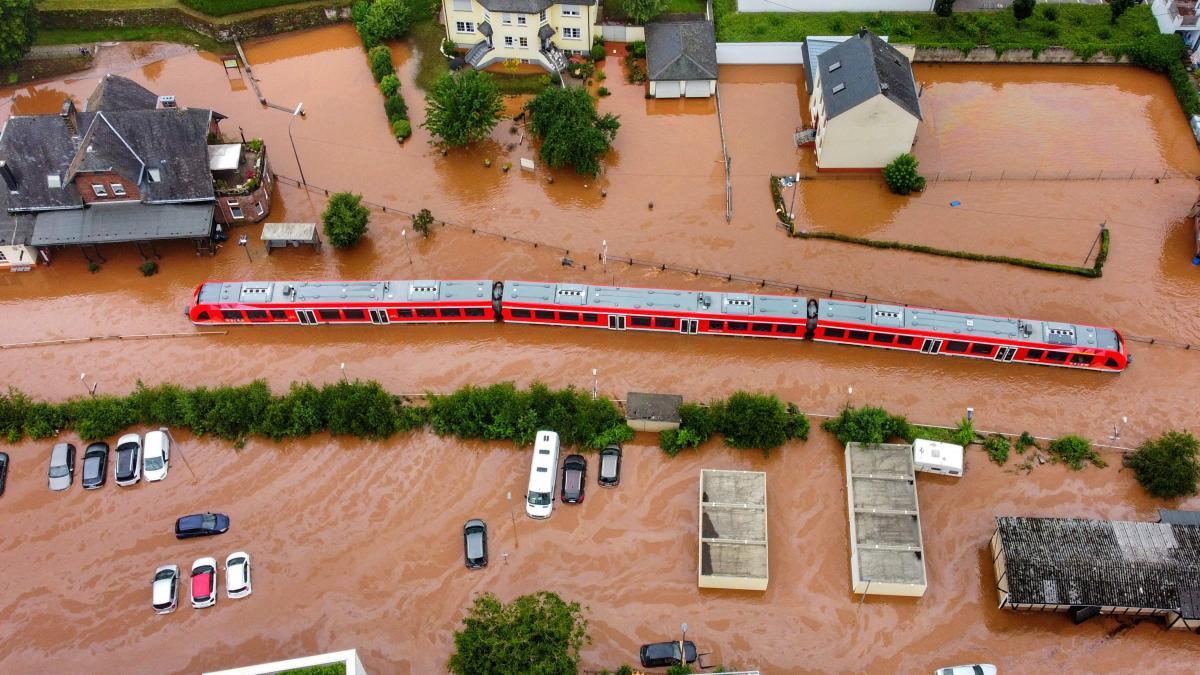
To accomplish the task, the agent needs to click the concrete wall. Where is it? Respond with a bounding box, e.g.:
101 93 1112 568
599 24 645 42
715 41 805 64
912 46 1129 64
737 0 931 11
39 3 350 43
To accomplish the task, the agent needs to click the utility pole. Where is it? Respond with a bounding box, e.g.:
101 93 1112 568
506 491 519 549
288 102 307 186
163 427 197 483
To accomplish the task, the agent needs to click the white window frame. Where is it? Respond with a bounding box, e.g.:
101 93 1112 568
502 12 512 24
455 21 475 34
519 36 528 49
451 0 472 11
563 27 581 40
228 199 244 220
517 15 527 25
504 36 514 47
110 183 126 197
540 10 547 23
561 5 581 17
91 183 107 197
255 201 265 217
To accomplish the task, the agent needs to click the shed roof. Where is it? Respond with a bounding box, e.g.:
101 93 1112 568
1158 509 1200 527
261 222 318 242
646 20 718 82
699 469 768 585
816 29 920 121
995 516 1200 617
845 443 926 590
626 391 683 424
31 203 214 245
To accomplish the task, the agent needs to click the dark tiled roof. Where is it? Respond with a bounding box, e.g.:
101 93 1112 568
0 113 88 210
996 516 1200 618
817 30 920 121
626 392 683 423
646 20 717 82
99 109 216 202
31 203 214 245
477 0 594 12
85 74 160 112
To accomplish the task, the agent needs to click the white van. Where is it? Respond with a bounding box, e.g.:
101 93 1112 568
913 439 964 477
526 430 561 519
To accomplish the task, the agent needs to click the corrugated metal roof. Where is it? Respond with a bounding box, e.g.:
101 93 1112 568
31 203 213 245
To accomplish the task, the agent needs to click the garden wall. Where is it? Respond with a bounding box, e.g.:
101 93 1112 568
715 42 805 64
912 46 1129 64
736 0 931 11
38 3 350 43
599 24 646 42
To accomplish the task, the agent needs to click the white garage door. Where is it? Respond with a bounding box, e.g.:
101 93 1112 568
684 80 710 98
656 81 681 99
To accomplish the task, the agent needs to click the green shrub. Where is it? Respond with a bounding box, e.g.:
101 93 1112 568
616 667 634 675
139 260 158 276
259 382 326 440
1127 33 1184 72
65 396 135 441
356 0 427 48
1125 430 1200 499
1016 431 1037 453
821 406 910 445
126 381 190 428
1012 0 1035 21
322 380 400 439
380 74 401 97
984 434 1010 465
351 0 370 23
1167 62 1200 116
597 86 611 97
908 418 974 447
411 208 434 237
628 41 646 59
883 153 926 195
0 388 33 442
322 191 371 248
393 119 412 140
181 0 311 16
591 43 606 61
717 392 808 455
1040 4 1058 20
368 44 394 81
385 93 409 122
1047 434 1104 470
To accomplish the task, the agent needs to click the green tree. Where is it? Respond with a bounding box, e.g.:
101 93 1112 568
423 69 503 147
821 406 911 445
356 0 422 48
882 153 926 195
368 44 394 81
1012 0 1035 21
322 192 371 248
933 0 954 17
411 208 434 237
1126 431 1200 499
623 0 666 24
447 591 589 675
525 87 620 176
1109 0 1133 24
0 0 36 67
717 392 808 455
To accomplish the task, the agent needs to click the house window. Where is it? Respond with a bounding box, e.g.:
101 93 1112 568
456 21 475 33
519 36 528 48
502 12 512 24
505 36 514 47
91 183 107 197
540 10 547 22
47 174 62 188
561 5 581 16
255 201 264 217
110 183 126 196
147 168 161 182
563 27 581 39
828 61 841 72
228 199 243 220
452 0 471 10
517 15 527 25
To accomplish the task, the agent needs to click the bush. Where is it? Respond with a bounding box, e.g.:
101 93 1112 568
717 393 808 455
1125 431 1200 499
883 153 926 195
1167 62 1200 116
448 591 589 675
623 0 667 24
1047 434 1105 470
591 43 606 61
355 0 422 48
351 0 370 24
411 208 434 237
368 44 394 82
1016 431 1037 453
1110 0 1133 24
65 396 135 441
1040 4 1058 21
322 380 400 439
0 0 37 68
627 41 646 59
139 260 158 276
258 383 325 440
821 406 910 445
597 86 611 97
525 86 620 176
322 191 371 248
393 119 413 140
934 0 954 18
1128 33 1185 72
984 434 1010 465
385 93 409 122
379 74 401 97
616 667 634 675
1012 0 1035 21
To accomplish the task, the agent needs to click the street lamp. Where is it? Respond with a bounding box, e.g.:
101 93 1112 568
238 234 252 262
401 229 413 267
966 407 974 423
680 622 688 664
591 368 598 400
601 239 608 273
340 362 347 381
1111 416 1128 442
847 386 853 409
788 171 801 221
80 372 97 397
287 102 307 186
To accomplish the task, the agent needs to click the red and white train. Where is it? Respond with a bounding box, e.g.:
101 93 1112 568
189 279 1129 372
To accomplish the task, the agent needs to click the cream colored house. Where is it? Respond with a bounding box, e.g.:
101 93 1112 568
809 29 921 171
443 0 600 72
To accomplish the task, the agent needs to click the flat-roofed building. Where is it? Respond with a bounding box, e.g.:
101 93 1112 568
698 469 768 591
845 442 926 597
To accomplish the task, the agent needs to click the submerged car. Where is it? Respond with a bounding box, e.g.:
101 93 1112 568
151 564 179 615
935 666 998 675
48 442 76 492
598 443 622 488
191 557 217 609
114 433 142 487
175 512 230 539
560 454 587 504
225 551 252 599
0 452 8 497
81 442 109 490
640 640 697 668
463 519 488 569
142 430 170 483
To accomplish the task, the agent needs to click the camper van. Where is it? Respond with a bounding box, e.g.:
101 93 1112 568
913 439 964 477
526 430 561 519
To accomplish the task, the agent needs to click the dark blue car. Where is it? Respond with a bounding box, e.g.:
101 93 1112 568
175 512 230 539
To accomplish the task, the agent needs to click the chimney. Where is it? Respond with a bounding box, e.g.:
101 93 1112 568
60 99 78 137
0 161 17 191
157 95 177 109
858 26 868 39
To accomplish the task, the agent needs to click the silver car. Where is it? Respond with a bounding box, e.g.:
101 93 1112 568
48 442 76 491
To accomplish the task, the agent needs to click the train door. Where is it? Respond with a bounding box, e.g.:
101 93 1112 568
679 319 699 334
920 338 942 354
607 315 626 330
297 309 317 325
994 346 1016 362
369 309 390 325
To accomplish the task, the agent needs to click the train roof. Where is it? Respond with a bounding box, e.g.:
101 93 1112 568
502 281 809 320
197 280 494 305
819 299 1119 350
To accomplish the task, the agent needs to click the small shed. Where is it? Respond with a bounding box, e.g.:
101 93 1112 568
626 391 682 432
912 439 964 477
845 442 927 597
646 20 718 99
0 244 37 271
260 222 321 254
698 469 768 591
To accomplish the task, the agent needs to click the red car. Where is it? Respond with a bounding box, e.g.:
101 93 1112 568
191 557 217 609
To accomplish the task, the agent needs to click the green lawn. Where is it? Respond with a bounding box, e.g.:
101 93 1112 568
412 20 449 92
713 0 1158 56
602 0 707 23
37 0 180 8
36 26 224 53
37 0 322 17
180 0 313 16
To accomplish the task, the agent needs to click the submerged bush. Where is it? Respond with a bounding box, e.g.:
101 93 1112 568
984 434 1010 465
1047 434 1105 470
1125 430 1200 499
660 394 808 456
883 153 926 195
368 44 394 82
821 406 910 445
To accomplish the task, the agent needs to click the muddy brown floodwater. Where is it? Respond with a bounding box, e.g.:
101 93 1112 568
2 26 1200 673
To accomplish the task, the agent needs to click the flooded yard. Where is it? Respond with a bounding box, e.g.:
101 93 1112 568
1 25 1200 673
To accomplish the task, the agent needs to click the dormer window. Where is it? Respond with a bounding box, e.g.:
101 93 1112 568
91 183 107 197
110 183 126 196
828 61 841 72
147 168 161 182
831 83 846 94
46 174 61 188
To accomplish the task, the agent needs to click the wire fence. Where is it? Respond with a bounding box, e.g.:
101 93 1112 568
802 166 1197 184
271 174 1200 352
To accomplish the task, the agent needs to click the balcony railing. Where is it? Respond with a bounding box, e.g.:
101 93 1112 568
1171 0 1200 27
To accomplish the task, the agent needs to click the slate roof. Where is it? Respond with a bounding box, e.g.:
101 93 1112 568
996 516 1200 618
802 35 890 94
646 20 717 82
477 0 594 13
816 29 921 121
85 74 160 113
31 203 214 245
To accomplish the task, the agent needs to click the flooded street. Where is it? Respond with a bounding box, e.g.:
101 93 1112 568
2 26 1200 673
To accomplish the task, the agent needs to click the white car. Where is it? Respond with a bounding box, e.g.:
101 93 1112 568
151 564 179 615
143 430 170 482
935 666 997 675
191 557 218 609
114 433 142 487
225 551 252 599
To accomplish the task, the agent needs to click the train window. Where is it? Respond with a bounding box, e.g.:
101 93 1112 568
1045 351 1068 362
823 327 845 338
1070 353 1093 365
582 313 598 323
945 341 968 352
535 310 555 320
319 309 341 321
559 312 580 321
442 308 461 317
1105 358 1119 368
416 308 437 318
752 323 772 333
511 309 531 318
727 322 748 331
220 310 243 321
1025 349 1043 359
896 335 914 346
245 310 268 321
708 321 724 331
777 324 797 334
465 308 485 317
849 330 869 340
873 333 894 344
970 343 993 355
270 310 287 320
397 308 414 318
655 317 675 329
631 316 652 327
343 309 365 320
195 311 209 321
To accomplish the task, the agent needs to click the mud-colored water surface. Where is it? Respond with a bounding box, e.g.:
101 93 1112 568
2 27 1200 673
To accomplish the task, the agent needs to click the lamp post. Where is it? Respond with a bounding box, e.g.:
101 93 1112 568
966 407 974 423
401 229 413 267
287 102 307 186
506 490 519 548
680 622 688 664
846 386 853 409
238 234 252 262
601 239 608 273
1111 416 1128 443
340 362 347 381
591 368 598 400
788 171 801 221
